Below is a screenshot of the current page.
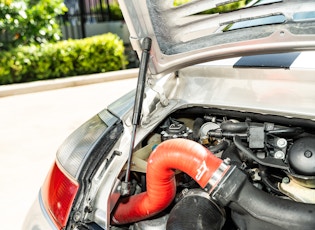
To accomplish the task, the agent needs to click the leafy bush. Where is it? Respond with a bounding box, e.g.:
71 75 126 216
0 0 67 50
0 33 127 85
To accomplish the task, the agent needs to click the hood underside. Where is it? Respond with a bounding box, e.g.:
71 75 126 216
118 0 315 75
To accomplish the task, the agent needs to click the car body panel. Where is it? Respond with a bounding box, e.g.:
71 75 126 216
118 0 315 75
23 192 57 230
23 1 315 230
24 50 315 229
23 52 315 230
91 58 315 228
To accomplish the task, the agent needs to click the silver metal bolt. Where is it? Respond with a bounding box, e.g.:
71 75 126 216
73 212 81 222
161 98 169 106
223 158 231 165
304 150 313 158
274 151 285 159
277 138 287 148
282 177 290 184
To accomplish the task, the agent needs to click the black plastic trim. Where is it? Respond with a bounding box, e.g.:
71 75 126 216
233 52 300 69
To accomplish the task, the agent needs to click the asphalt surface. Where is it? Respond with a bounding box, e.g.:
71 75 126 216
0 76 137 229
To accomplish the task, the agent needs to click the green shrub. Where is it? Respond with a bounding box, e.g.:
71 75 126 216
0 33 127 85
0 0 67 50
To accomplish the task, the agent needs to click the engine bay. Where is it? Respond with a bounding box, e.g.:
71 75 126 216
112 108 315 230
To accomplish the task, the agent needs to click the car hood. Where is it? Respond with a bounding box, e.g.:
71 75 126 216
118 0 315 75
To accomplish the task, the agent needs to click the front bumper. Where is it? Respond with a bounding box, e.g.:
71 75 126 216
22 190 57 230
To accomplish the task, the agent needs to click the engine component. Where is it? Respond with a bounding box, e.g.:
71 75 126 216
220 121 248 133
211 166 315 230
192 117 204 141
161 119 193 141
248 126 264 148
275 138 287 149
111 112 315 229
259 166 282 195
166 189 225 230
208 140 229 154
233 136 289 170
288 137 315 176
112 139 230 225
273 150 285 159
199 121 221 145
134 214 168 230
266 136 288 160
128 142 159 173
128 133 161 173
200 122 220 138
288 173 315 188
279 178 315 204
219 121 265 149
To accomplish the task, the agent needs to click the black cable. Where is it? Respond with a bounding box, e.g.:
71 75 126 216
259 166 283 195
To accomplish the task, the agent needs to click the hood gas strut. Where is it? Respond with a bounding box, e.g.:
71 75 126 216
121 37 152 196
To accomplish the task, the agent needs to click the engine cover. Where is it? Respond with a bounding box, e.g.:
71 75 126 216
288 137 315 176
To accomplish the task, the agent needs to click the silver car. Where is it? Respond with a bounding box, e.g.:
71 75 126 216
23 0 315 229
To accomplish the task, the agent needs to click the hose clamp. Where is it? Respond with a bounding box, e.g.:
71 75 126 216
205 161 230 193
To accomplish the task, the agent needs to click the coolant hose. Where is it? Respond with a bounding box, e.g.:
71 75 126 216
112 139 229 224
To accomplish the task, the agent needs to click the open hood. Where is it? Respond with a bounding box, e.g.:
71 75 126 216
118 0 315 75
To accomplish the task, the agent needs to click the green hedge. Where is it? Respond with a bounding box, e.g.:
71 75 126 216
0 33 127 85
0 0 67 50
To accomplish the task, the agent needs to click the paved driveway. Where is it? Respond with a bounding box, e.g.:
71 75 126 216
0 77 137 229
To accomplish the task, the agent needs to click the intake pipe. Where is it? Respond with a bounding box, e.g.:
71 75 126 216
231 180 315 230
211 165 315 230
166 189 226 230
112 139 230 224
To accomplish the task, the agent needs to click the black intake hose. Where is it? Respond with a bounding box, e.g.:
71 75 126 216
192 117 204 141
167 189 225 230
220 122 248 133
212 167 315 230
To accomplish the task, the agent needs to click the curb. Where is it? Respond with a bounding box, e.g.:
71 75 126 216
0 68 139 98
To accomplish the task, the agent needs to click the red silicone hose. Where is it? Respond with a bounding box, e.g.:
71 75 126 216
112 138 225 224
